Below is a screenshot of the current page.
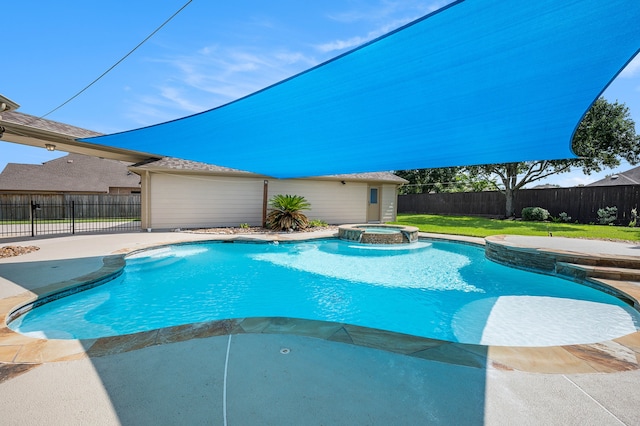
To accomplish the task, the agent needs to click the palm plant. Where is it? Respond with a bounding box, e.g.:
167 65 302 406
265 194 311 231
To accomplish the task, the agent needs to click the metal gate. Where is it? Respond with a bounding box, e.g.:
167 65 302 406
0 196 141 238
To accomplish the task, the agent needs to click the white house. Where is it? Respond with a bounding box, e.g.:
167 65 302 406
0 97 407 230
130 157 406 230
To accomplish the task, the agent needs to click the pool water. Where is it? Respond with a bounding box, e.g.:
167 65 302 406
9 240 640 346
357 227 401 234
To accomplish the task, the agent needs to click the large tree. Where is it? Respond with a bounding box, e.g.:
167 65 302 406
468 161 574 218
397 98 640 217
395 167 462 194
471 98 640 217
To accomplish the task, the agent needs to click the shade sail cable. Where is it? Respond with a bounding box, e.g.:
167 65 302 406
41 0 193 120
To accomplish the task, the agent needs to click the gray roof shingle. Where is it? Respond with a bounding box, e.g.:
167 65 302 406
0 153 140 193
1 110 103 139
132 157 407 183
131 157 254 174
587 166 640 186
322 171 408 183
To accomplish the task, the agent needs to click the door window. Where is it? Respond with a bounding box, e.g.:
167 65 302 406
370 188 379 204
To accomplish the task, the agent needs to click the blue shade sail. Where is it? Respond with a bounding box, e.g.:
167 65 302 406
81 0 640 178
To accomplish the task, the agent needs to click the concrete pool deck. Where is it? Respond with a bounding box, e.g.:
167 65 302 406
1 231 639 425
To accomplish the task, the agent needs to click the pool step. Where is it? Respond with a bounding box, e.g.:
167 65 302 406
551 253 640 270
556 262 640 282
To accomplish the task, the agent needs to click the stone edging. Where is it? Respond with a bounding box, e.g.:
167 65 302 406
485 235 640 310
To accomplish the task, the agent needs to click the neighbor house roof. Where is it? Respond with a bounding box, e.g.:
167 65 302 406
587 166 640 186
0 153 140 193
530 184 561 189
130 157 407 184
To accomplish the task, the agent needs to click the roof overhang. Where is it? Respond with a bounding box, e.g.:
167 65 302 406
1 127 154 163
0 110 160 163
128 163 263 178
0 94 20 113
129 159 406 184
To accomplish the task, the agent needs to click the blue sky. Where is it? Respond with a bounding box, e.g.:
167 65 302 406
2 0 639 187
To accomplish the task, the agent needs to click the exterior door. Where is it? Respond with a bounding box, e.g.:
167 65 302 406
367 186 381 222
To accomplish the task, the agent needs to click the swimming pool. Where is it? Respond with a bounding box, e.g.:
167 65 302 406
8 239 640 346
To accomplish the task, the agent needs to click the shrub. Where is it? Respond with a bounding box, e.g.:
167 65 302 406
265 194 311 231
630 208 638 228
309 219 328 227
239 223 250 229
597 206 618 225
551 212 572 223
558 212 571 222
521 207 550 221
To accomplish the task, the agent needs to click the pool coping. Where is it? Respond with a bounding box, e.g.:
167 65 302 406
1 232 639 375
338 223 420 244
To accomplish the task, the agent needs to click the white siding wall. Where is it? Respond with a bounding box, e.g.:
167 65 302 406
150 173 264 228
148 173 397 228
269 179 367 224
381 184 399 222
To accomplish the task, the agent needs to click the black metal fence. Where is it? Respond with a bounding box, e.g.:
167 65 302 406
398 185 640 225
0 194 141 238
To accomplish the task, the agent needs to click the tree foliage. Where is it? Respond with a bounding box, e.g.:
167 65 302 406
395 167 496 194
395 168 461 194
471 98 640 216
572 97 640 170
396 98 640 217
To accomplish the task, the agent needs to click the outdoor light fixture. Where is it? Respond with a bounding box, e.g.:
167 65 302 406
45 144 56 151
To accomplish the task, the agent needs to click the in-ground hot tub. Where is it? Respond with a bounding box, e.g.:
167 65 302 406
338 224 419 244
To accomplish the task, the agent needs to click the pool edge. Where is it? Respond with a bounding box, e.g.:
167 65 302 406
1 231 639 375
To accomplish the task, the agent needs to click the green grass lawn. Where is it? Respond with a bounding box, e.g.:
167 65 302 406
390 214 640 241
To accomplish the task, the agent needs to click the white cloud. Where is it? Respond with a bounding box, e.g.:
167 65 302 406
327 1 448 23
317 1 452 54
316 17 420 53
124 100 177 127
619 55 640 78
275 51 317 66
124 87 209 126
316 35 370 53
158 87 206 113
124 44 319 124
123 1 454 125
174 47 316 100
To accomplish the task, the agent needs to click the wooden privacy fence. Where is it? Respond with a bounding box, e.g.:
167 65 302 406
0 194 141 238
0 194 141 220
398 185 640 225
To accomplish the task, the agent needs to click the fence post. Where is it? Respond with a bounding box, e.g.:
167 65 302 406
30 201 36 237
72 200 75 234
